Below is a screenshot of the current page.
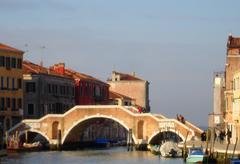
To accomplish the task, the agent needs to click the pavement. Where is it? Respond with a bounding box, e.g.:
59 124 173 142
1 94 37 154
178 140 240 155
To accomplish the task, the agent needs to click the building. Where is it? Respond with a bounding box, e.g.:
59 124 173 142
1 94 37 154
208 72 225 128
225 35 240 133
232 71 240 141
107 71 150 112
50 63 109 105
23 61 75 119
0 43 24 145
109 91 135 106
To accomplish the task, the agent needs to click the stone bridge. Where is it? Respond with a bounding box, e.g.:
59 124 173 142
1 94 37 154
8 105 203 148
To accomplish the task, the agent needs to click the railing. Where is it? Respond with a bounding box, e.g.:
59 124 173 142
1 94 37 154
159 119 195 138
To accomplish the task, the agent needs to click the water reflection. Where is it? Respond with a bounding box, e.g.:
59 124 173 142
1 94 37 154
0 147 184 164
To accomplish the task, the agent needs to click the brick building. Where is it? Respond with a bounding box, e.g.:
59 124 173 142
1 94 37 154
107 71 150 112
23 61 75 119
51 63 109 105
0 43 24 146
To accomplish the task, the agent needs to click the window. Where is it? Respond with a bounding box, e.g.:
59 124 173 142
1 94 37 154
6 77 9 89
55 85 58 94
11 57 16 68
12 98 16 111
28 104 34 115
48 84 51 93
1 77 3 90
18 98 22 109
6 57 10 69
12 78 15 90
95 86 100 96
17 79 22 89
0 97 4 110
0 56 5 67
26 82 36 92
66 86 69 95
72 87 74 96
79 83 83 96
17 58 22 69
6 97 10 108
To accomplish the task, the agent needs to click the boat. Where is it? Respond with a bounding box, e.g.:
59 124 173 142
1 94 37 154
186 147 207 163
7 141 43 152
95 138 111 148
159 141 182 158
22 141 42 150
149 145 160 155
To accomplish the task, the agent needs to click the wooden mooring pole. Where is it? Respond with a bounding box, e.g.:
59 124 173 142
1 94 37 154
232 137 238 159
183 131 189 162
127 129 133 151
224 142 230 164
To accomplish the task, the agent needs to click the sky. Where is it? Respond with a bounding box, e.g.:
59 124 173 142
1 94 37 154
1 0 240 126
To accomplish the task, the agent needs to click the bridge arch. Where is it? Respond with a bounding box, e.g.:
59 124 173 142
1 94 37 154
18 129 50 143
62 114 137 144
148 129 185 144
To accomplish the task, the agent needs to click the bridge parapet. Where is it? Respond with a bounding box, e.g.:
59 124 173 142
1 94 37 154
147 119 195 143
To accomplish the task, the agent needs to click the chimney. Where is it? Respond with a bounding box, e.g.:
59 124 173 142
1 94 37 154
53 63 65 75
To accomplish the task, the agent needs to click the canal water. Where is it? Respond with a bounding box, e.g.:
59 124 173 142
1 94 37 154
0 147 184 164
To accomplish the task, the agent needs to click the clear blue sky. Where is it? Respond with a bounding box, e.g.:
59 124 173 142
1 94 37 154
1 0 240 126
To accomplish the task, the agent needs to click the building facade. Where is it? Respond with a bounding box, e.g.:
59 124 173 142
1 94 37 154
0 43 24 146
23 61 75 119
232 71 240 141
225 35 240 134
109 91 135 106
107 71 150 112
208 72 225 128
51 63 109 105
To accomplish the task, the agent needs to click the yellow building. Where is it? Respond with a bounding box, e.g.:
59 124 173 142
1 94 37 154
0 43 24 145
231 71 240 143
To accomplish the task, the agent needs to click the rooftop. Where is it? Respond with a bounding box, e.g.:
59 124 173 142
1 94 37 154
109 91 133 100
64 68 108 86
227 35 240 49
109 71 144 81
0 43 24 54
23 60 72 79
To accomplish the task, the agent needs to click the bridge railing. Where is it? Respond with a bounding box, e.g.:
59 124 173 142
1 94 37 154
159 119 195 140
185 121 203 138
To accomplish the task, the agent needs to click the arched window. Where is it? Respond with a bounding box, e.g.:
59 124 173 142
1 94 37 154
137 120 144 139
52 121 59 139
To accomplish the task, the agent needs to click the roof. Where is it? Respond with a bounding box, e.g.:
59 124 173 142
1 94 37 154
109 91 133 100
63 68 109 86
23 60 72 79
110 71 144 81
0 43 24 54
227 35 240 49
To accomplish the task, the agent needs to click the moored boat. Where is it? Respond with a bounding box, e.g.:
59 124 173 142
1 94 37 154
186 147 207 163
159 141 182 158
